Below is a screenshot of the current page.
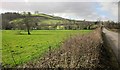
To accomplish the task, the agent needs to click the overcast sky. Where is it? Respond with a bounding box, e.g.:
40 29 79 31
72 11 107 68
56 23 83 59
0 0 119 21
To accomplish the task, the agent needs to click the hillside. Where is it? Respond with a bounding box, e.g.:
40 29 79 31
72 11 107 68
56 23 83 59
2 12 98 30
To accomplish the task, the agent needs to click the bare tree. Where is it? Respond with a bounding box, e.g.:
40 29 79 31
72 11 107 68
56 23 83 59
23 12 32 35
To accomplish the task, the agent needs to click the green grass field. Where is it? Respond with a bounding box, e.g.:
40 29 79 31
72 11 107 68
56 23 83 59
2 30 91 67
41 19 64 24
0 30 2 63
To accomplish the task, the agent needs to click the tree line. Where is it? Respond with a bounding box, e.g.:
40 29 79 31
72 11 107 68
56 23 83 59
103 21 120 29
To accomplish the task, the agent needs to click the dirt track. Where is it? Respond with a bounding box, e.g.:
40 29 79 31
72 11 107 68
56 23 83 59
103 28 120 63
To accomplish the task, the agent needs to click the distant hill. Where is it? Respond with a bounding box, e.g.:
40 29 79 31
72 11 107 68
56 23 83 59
1 12 98 30
32 13 65 20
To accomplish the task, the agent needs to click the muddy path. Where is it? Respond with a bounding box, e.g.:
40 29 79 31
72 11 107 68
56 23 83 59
102 28 120 63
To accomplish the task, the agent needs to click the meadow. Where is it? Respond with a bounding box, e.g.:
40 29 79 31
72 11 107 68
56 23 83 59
2 30 91 67
0 30 2 63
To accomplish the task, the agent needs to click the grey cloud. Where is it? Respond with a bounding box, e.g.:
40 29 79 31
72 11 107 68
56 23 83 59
1 2 117 21
1 0 119 2
2 2 97 16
